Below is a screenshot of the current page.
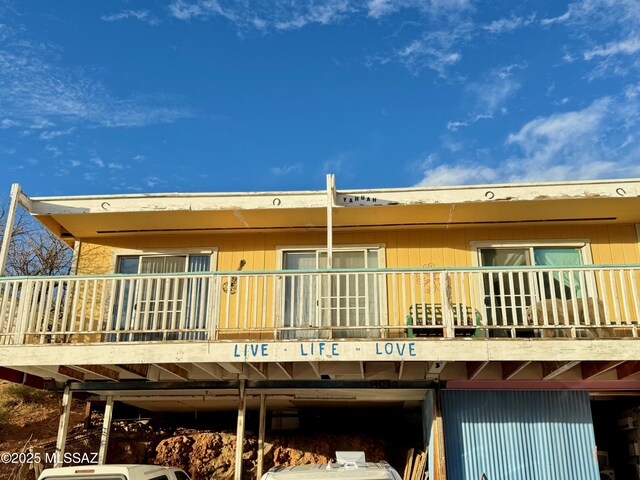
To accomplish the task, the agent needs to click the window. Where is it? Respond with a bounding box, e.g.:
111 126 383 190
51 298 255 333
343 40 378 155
111 250 216 341
280 246 384 339
474 242 591 326
174 472 191 480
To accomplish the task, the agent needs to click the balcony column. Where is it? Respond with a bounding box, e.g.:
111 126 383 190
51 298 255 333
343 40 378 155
256 394 267 480
326 174 335 269
54 384 73 467
98 396 114 464
0 183 20 276
234 380 247 480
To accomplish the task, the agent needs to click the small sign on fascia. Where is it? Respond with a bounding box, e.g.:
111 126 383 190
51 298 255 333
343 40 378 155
336 193 398 206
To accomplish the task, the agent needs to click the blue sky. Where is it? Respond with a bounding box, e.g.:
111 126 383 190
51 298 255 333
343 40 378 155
1 0 640 196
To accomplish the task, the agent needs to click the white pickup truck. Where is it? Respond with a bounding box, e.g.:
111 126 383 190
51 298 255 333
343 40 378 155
38 465 190 480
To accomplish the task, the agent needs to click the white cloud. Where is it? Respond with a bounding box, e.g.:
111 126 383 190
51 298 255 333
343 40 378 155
506 98 609 161
584 37 640 60
108 162 125 170
394 30 466 76
0 39 192 129
469 66 521 113
447 65 522 130
39 127 75 140
418 90 640 186
90 157 105 168
1 118 17 128
367 0 396 18
446 120 467 131
145 176 162 188
133 154 146 161
543 1 640 75
270 163 303 176
44 145 62 157
540 11 571 26
366 0 471 19
169 0 353 31
101 10 161 26
416 155 499 186
483 15 535 34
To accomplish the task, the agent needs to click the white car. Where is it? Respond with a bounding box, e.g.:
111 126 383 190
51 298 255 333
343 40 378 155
38 465 190 480
261 452 402 480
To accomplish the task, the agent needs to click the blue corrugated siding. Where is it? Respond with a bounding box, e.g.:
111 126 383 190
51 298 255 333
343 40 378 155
442 390 600 480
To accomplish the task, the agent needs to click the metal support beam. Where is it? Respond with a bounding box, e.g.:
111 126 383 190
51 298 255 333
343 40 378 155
234 380 246 480
98 396 114 465
0 183 20 276
257 394 267 480
54 384 72 467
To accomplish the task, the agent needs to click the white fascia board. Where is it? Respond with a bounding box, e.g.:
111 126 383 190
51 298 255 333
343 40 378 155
25 177 640 215
27 190 328 215
338 178 640 206
2 339 640 366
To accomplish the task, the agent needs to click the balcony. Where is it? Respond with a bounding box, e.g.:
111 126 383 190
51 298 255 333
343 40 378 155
1 266 639 345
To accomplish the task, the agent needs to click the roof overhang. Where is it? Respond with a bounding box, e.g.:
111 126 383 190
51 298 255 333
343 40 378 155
17 177 640 242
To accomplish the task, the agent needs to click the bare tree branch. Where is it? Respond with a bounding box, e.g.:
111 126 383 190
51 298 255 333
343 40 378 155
1 204 72 277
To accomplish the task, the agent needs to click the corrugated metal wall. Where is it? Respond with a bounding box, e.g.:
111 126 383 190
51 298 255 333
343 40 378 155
442 390 600 480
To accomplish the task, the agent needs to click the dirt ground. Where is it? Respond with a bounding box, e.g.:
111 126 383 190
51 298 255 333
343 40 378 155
0 382 86 454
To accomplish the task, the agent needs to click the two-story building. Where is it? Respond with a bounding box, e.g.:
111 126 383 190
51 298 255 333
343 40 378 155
1 176 640 479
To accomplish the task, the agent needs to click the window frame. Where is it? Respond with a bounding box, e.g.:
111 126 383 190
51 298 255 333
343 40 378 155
110 247 218 274
470 239 593 267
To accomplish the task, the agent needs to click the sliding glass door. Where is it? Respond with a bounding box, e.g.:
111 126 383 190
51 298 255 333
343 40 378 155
479 246 585 326
282 248 381 338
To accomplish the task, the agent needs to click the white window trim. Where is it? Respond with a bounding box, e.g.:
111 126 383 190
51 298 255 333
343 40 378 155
470 239 593 267
110 247 218 274
275 243 387 269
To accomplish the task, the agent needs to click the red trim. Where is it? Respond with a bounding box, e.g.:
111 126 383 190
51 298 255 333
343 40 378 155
446 380 640 391
0 367 45 389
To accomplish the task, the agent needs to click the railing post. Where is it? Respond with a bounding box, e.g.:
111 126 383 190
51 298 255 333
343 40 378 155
207 275 219 341
441 271 454 338
13 279 33 345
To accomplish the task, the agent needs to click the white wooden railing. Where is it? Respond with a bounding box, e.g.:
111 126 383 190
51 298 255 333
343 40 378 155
0 266 639 344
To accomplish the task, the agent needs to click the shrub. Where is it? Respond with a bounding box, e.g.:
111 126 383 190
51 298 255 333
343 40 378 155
0 402 10 425
4 383 49 404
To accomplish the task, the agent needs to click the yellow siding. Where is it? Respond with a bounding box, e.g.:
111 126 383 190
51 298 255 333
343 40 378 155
72 224 640 337
75 224 640 275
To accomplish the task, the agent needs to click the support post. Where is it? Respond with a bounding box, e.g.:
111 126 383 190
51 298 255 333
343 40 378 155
54 384 72 467
234 380 247 480
257 394 267 480
326 174 334 269
0 183 20 276
83 401 92 430
433 386 447 480
98 396 114 465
